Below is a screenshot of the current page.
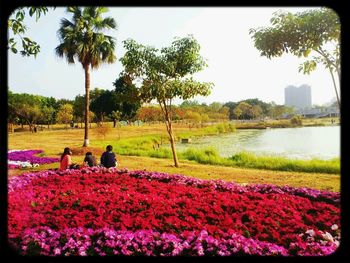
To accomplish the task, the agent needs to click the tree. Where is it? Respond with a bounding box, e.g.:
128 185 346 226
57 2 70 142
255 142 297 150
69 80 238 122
40 106 55 129
56 104 73 129
224 101 239 120
121 35 213 167
90 90 118 123
251 105 263 119
113 76 142 120
8 7 52 57
109 110 121 128
268 104 288 119
233 107 242 120
180 100 200 108
55 7 117 147
250 8 340 107
136 106 163 122
73 94 85 127
208 102 222 113
235 102 253 120
8 92 43 131
185 111 202 128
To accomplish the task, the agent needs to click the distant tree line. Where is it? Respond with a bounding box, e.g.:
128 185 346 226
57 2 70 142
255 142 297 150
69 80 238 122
8 89 295 132
8 76 141 131
136 99 295 124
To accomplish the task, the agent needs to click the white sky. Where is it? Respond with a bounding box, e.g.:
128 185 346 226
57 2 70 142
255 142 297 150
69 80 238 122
7 7 339 106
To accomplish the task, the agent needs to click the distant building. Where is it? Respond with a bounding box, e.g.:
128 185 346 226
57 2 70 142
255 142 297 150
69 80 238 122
285 84 312 109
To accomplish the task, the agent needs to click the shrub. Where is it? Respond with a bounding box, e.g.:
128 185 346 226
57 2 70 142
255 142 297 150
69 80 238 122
95 124 112 139
290 115 303 126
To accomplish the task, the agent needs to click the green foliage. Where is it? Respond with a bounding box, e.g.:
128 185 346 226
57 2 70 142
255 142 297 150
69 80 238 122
56 7 117 146
268 104 292 119
120 35 214 166
56 104 73 127
181 147 226 165
73 94 85 121
112 76 142 120
120 35 213 103
228 152 339 174
90 90 118 122
290 115 303 126
56 7 117 68
8 92 45 128
250 7 340 107
8 7 51 57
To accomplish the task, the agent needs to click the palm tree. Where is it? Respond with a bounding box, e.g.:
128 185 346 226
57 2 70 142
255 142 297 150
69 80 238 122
55 7 117 147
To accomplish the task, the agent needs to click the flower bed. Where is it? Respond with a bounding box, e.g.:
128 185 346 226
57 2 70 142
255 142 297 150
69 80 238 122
8 168 340 256
8 150 59 168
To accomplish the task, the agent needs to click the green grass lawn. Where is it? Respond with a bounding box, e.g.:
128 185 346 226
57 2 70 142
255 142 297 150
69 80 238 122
8 122 340 192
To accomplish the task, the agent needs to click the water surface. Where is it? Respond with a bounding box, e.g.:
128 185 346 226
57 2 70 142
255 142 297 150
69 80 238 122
175 126 340 160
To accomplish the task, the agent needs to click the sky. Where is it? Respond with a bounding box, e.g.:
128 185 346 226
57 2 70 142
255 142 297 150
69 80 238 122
7 7 339 106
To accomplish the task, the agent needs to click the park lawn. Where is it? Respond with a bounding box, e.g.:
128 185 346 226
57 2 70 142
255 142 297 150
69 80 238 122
8 154 340 193
8 122 340 192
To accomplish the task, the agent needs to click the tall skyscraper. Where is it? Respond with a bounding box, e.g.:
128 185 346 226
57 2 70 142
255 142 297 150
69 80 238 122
284 84 311 109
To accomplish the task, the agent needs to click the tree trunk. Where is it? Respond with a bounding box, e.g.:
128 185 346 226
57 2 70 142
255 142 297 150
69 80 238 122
164 107 179 167
9 123 14 133
168 123 179 167
328 67 340 109
83 64 90 147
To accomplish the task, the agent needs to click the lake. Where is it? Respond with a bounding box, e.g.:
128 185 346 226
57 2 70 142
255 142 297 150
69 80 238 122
175 126 340 160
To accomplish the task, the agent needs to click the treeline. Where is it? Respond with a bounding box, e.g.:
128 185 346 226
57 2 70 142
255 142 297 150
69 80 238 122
137 99 295 123
8 76 140 131
8 86 295 132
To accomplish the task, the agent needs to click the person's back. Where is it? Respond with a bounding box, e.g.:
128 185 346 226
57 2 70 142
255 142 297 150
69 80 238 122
100 145 117 168
84 152 97 167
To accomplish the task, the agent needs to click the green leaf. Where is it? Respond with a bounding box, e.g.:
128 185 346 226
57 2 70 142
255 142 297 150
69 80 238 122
11 47 18 53
29 7 35 17
23 37 32 43
303 49 311 57
31 201 37 207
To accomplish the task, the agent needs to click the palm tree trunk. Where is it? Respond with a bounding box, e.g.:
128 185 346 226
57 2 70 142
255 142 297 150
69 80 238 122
83 64 90 147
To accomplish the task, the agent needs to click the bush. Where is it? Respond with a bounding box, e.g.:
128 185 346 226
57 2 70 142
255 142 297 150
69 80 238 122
290 115 303 126
96 124 112 139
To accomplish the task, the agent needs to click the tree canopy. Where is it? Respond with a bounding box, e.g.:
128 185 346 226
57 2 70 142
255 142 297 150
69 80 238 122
55 7 117 146
120 35 214 167
249 8 340 107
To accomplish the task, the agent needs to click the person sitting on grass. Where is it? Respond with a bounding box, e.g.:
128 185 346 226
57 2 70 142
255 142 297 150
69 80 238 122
84 151 97 167
60 147 80 170
100 145 117 168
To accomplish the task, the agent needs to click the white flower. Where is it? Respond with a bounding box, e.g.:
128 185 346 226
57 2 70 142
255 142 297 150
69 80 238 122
331 224 338 231
322 232 334 242
305 229 315 237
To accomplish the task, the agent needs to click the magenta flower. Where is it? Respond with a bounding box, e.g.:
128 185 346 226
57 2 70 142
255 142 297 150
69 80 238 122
8 167 340 256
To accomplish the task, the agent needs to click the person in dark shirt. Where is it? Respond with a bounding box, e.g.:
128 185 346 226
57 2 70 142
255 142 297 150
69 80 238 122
84 152 97 167
100 145 117 168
